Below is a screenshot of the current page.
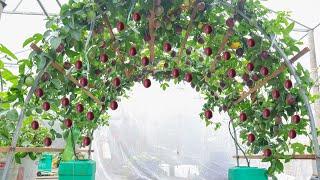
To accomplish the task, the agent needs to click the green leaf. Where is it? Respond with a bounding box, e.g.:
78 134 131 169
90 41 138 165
66 49 80 58
51 79 61 89
23 37 35 48
56 133 62 138
37 55 47 70
48 121 54 127
0 44 18 60
0 60 4 69
291 143 305 154
275 159 284 172
61 128 80 161
285 22 295 34
71 31 81 41
14 154 22 164
0 103 10 109
19 63 26 74
50 37 62 49
28 152 37 160
23 33 43 47
1 68 18 84
33 33 43 44
6 109 18 121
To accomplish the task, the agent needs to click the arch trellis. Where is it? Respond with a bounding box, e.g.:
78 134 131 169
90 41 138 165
2 0 320 179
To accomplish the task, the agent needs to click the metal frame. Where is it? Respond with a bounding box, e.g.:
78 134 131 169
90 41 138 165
35 0 49 17
55 0 62 8
2 10 56 16
0 0 6 8
0 0 7 20
12 0 24 12
1 0 320 179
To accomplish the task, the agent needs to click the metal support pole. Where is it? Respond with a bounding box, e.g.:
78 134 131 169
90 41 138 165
2 60 52 180
0 0 7 20
2 10 56 16
35 0 49 18
232 123 240 166
309 29 320 178
309 30 320 121
55 0 62 8
13 0 24 12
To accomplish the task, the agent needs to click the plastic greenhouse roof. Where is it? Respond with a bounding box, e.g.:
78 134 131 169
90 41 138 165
0 0 320 60
1 1 320 179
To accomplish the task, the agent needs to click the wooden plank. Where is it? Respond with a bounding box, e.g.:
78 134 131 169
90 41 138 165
29 43 103 106
210 28 234 72
233 154 316 160
0 147 94 153
177 1 198 64
233 47 310 105
148 0 156 62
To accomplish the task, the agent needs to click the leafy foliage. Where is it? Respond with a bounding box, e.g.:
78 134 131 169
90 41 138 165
0 0 316 175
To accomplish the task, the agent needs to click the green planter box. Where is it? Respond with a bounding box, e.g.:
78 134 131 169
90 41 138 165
58 160 96 180
228 166 267 180
38 154 52 173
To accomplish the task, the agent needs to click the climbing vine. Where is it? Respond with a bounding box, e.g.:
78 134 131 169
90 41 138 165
0 0 317 176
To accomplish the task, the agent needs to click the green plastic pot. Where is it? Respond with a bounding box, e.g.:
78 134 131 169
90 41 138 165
228 166 267 180
58 160 96 180
37 154 52 173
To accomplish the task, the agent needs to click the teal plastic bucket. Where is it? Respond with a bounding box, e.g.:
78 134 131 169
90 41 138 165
58 160 96 180
228 166 267 180
37 154 52 172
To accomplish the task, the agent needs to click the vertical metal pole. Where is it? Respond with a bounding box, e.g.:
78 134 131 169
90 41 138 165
309 29 320 178
232 123 240 166
309 30 320 121
2 61 51 180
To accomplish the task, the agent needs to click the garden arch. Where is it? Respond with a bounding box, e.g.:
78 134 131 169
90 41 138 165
2 0 320 179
